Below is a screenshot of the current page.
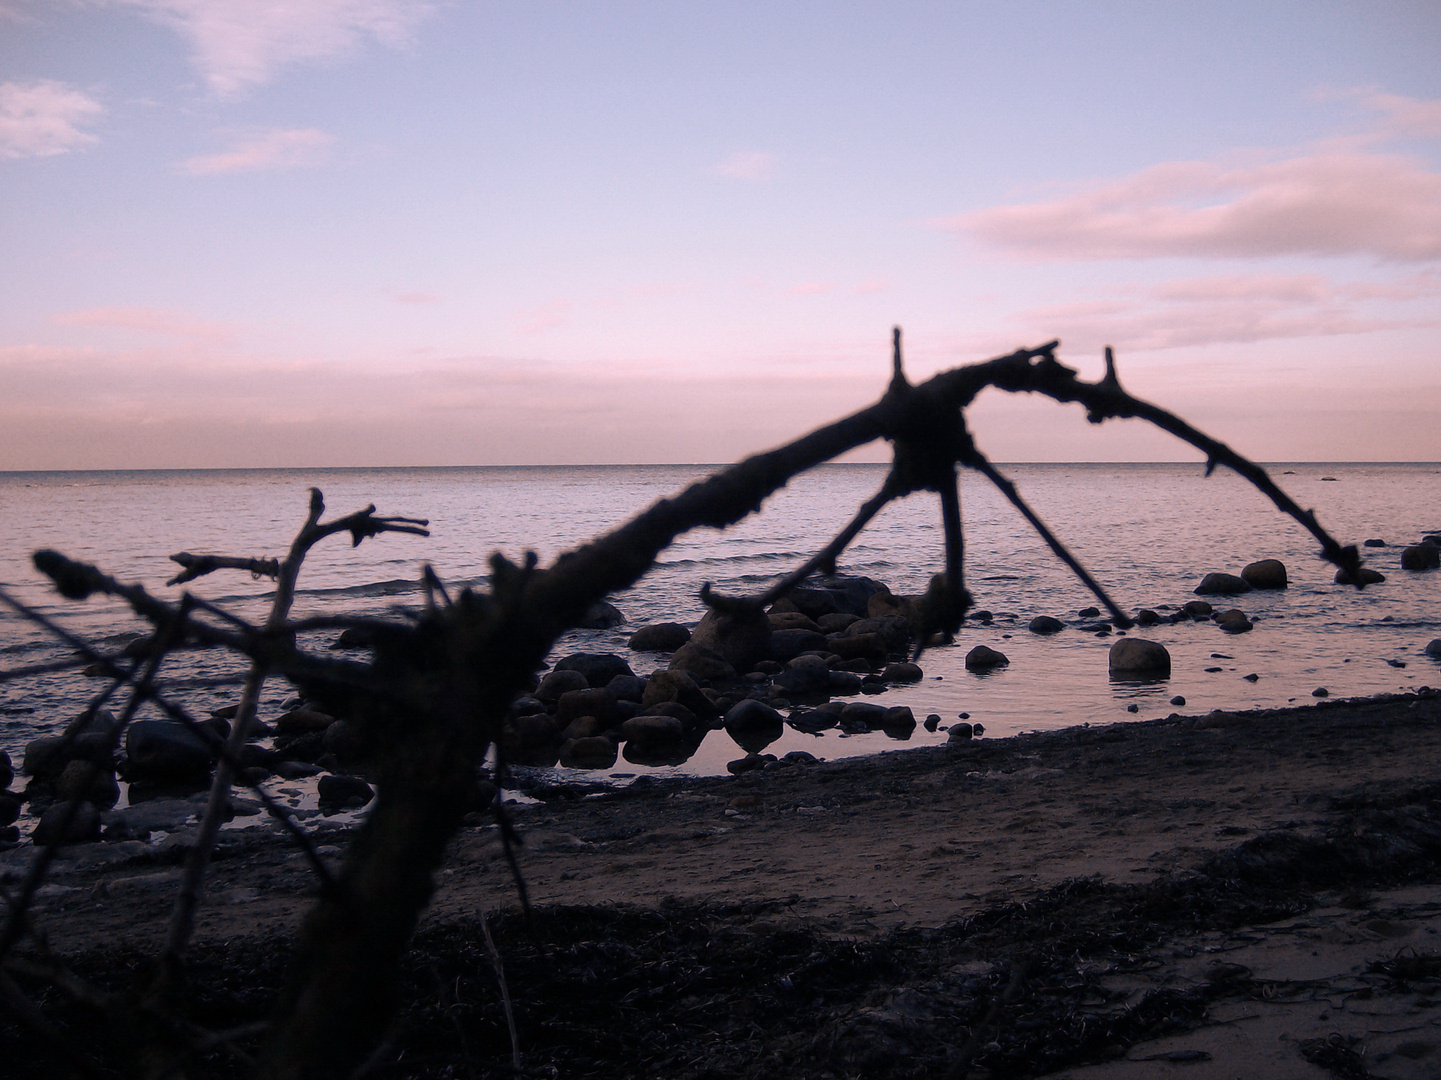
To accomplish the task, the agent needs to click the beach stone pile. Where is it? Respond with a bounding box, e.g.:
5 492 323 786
504 576 941 772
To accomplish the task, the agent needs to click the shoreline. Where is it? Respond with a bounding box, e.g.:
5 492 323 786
6 689 1441 1076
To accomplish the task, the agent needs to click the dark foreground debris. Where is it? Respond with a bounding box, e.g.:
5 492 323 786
5 783 1441 1079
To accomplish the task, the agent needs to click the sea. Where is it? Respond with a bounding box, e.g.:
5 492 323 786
2 463 1439 792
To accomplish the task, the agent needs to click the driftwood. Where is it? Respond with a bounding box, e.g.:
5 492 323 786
0 333 1363 1078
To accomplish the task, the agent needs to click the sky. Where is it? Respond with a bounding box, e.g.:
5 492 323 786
2 0 1439 469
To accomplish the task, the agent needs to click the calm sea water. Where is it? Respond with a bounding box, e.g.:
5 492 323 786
2 463 1440 783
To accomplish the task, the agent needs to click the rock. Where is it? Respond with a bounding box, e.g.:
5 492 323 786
881 661 923 683
727 753 776 775
1364 538 1386 547
770 628 829 663
789 708 838 733
503 714 560 767
817 612 860 633
0 751 11 791
824 632 888 663
628 622 691 652
723 700 784 753
948 722 974 742
33 800 101 846
1170 695 1186 706
22 736 70 782
0 793 19 826
1182 600 1213 617
1214 609 1253 634
843 616 912 655
56 760 119 809
880 706 916 740
1312 687 1329 698
633 701 698 729
1078 606 1100 618
774 654 832 696
123 720 217 781
275 707 336 735
535 668 589 704
555 687 624 727
924 714 942 732
1402 544 1441 571
1135 609 1161 626
964 645 1009 671
317 773 374 810
1426 639 1441 659
667 643 737 683
1109 638 1172 677
785 577 889 619
578 600 625 629
690 608 772 671
333 626 374 649
1028 615 1064 634
826 670 865 695
1241 559 1288 590
321 719 369 761
621 713 687 745
554 652 635 688
559 735 618 770
1335 567 1386 585
838 702 888 733
641 669 715 717
767 610 822 633
1195 573 1251 596
605 674 647 702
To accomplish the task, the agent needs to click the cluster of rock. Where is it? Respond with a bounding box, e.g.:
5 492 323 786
504 577 940 774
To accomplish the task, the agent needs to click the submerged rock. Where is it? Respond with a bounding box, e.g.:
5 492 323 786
1336 566 1386 585
628 622 691 653
964 645 1009 671
1402 544 1440 571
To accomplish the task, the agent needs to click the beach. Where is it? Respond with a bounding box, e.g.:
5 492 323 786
6 688 1441 1078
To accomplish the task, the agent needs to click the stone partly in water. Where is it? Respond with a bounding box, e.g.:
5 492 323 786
1195 572 1252 596
123 719 217 782
1401 544 1441 571
553 652 635 688
722 699 785 754
1241 559 1288 590
1028 615 1064 635
667 643 738 683
689 608 773 671
559 735 618 770
317 773 374 811
948 722 974 742
964 645 1009 671
1335 566 1386 585
1108 637 1172 678
578 601 626 629
628 622 691 653
1214 609 1253 634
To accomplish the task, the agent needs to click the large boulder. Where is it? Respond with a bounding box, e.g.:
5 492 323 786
628 622 691 652
783 576 889 619
1425 639 1441 659
559 735 618 770
1402 545 1441 571
689 609 772 671
767 610 822 633
1195 573 1251 596
1241 559 1288 590
1109 638 1171 677
842 616 911 655
578 601 626 629
642 668 716 718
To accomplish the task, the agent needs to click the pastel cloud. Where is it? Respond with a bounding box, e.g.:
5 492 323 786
178 127 335 175
0 79 103 159
1006 272 1440 354
946 149 1441 262
53 305 235 341
114 0 434 97
1350 89 1441 139
716 150 774 181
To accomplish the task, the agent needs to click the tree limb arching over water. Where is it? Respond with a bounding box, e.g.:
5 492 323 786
0 333 1365 1078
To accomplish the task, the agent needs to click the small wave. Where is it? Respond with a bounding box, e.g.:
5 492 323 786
656 551 813 569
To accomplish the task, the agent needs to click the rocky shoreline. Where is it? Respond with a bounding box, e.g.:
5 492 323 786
5 687 1441 1077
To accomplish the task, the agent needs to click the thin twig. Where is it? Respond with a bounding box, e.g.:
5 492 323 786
480 911 522 1072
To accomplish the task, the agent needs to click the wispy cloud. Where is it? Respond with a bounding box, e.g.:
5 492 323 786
113 0 435 97
0 79 103 159
715 150 774 181
945 148 1441 262
53 305 235 341
1005 272 1441 354
1342 88 1441 140
178 127 335 175
515 299 573 334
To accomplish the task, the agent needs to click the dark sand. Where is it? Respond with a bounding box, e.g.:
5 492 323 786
6 689 1441 1078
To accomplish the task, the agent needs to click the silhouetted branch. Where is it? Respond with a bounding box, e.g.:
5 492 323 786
168 553 281 587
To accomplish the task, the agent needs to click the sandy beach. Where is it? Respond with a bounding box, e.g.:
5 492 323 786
5 687 1441 1077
